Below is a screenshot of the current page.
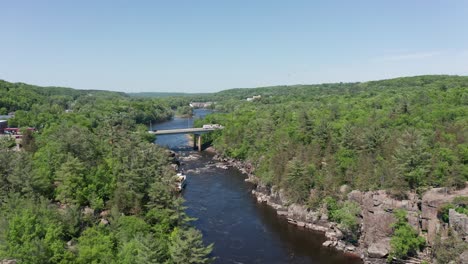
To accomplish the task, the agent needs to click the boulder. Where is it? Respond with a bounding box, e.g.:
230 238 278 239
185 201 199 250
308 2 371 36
99 210 110 218
460 250 468 264
82 206 94 216
322 240 333 247
449 209 468 240
334 228 344 240
325 231 337 240
287 203 319 223
336 241 346 251
367 238 390 258
346 245 356 252
1 260 17 264
340 184 351 194
277 210 288 216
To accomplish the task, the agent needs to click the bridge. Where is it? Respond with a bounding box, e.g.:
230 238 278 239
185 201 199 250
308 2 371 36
149 126 222 151
149 128 218 135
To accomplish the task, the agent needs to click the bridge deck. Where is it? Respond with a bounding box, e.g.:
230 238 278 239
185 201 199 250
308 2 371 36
149 128 219 135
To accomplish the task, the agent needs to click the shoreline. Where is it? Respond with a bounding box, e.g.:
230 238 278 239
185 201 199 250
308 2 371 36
210 152 366 261
209 149 468 264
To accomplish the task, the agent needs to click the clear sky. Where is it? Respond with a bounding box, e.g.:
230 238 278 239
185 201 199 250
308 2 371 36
1 1 468 93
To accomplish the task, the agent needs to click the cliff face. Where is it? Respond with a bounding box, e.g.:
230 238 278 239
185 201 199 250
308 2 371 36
253 177 468 262
348 187 468 260
347 190 420 259
213 155 468 262
450 209 468 241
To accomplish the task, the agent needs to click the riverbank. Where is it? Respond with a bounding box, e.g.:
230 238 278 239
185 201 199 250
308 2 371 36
211 152 468 264
155 110 368 263
211 153 364 259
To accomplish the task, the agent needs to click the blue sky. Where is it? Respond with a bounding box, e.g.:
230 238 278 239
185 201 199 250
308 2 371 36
1 1 467 93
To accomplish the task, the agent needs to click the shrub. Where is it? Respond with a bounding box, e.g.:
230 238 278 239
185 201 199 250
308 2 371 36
437 203 455 223
433 230 468 264
388 209 425 261
324 197 360 243
438 196 468 223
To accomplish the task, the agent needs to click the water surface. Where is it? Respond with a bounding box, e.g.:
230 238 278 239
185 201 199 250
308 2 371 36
153 109 362 264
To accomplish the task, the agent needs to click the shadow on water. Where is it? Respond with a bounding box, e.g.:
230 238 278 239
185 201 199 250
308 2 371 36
154 109 363 264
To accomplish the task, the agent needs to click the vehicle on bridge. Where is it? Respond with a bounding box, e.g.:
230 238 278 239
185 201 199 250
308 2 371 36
202 124 223 129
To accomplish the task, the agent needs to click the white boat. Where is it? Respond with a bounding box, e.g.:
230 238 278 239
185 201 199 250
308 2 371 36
175 173 186 191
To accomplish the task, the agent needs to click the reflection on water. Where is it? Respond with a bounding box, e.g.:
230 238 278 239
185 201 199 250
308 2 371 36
153 109 362 264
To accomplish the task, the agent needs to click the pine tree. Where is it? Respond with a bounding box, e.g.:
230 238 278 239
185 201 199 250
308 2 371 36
168 227 214 264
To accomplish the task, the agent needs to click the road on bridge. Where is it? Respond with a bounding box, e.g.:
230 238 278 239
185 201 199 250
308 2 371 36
149 127 220 135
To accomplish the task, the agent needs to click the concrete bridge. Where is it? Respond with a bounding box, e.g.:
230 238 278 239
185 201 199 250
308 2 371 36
149 126 222 151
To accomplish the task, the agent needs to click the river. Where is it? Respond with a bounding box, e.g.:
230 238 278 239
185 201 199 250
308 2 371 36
153 109 362 264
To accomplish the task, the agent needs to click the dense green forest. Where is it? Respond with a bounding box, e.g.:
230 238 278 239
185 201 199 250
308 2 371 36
2 75 466 263
0 80 213 263
197 75 468 203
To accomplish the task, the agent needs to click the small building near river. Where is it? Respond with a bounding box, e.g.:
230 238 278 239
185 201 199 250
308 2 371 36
0 120 7 134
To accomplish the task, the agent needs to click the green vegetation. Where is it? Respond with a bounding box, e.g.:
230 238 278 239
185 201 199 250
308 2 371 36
176 105 194 117
192 75 467 261
433 229 468 264
197 75 468 202
438 196 468 223
388 210 425 261
324 197 360 243
0 80 213 263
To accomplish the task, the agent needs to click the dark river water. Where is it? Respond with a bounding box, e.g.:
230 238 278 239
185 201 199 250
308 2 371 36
153 109 362 264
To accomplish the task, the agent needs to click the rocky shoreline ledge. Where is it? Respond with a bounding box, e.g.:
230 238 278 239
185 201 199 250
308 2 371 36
211 151 468 264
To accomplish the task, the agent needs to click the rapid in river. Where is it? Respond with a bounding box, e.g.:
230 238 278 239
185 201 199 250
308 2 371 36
153 109 362 264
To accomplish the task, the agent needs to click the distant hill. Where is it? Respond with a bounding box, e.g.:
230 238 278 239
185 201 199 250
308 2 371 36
0 79 127 113
190 74 468 102
128 92 209 98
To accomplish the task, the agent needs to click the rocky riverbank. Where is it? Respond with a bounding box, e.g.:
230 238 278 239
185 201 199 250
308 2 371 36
212 153 468 264
212 154 365 259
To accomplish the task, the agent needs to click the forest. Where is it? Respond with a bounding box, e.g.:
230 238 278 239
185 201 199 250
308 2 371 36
198 75 467 200
1 75 466 263
0 80 213 263
195 75 468 261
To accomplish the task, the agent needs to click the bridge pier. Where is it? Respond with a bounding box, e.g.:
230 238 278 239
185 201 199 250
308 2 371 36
193 134 202 151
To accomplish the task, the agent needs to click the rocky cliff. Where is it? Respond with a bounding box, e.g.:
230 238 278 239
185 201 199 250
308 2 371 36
255 182 468 263
213 154 468 263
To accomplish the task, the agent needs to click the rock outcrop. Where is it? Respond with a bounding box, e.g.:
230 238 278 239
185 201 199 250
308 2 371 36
347 190 420 256
212 153 468 263
421 187 468 244
367 238 391 258
0 260 17 264
460 250 468 264
449 209 468 241
255 182 468 262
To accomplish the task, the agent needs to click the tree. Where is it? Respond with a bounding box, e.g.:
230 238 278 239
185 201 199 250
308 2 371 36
394 129 431 189
55 155 88 205
117 234 169 264
0 197 70 264
168 228 214 264
284 158 313 203
77 226 115 264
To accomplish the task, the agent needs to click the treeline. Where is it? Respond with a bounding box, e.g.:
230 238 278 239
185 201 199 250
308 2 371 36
0 80 177 127
197 75 468 204
0 80 213 263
